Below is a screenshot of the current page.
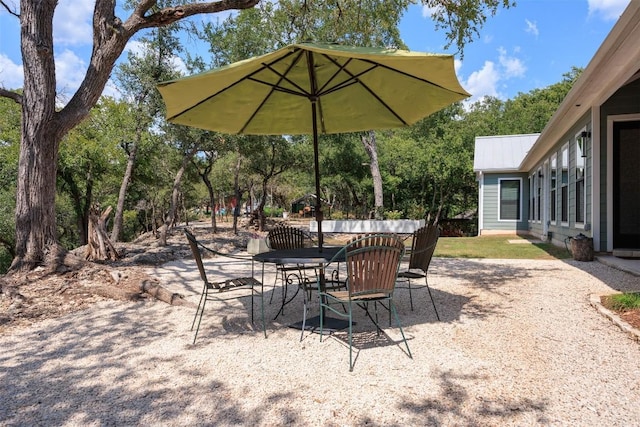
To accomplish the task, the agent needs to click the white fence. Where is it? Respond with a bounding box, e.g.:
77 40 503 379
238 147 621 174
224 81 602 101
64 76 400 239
309 219 424 234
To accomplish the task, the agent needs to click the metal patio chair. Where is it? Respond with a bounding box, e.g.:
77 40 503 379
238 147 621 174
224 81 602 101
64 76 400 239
396 224 441 320
318 234 411 371
184 229 266 343
266 225 318 315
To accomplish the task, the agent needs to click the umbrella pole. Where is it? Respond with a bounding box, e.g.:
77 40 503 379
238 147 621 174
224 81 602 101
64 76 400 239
311 99 323 250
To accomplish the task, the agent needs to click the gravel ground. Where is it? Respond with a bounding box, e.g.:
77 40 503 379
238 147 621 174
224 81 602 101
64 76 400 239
1 256 640 426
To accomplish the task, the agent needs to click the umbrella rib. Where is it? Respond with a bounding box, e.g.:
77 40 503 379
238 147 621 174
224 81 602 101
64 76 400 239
238 50 310 134
166 49 306 123
322 54 409 125
248 58 313 98
357 57 469 97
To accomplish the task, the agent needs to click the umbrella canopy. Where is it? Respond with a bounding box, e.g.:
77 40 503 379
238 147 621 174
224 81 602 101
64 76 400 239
158 42 470 247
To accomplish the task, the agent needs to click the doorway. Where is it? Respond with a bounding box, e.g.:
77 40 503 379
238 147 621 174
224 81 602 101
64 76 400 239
613 120 640 248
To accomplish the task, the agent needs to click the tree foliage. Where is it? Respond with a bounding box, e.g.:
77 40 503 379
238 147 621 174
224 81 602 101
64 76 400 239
0 0 515 272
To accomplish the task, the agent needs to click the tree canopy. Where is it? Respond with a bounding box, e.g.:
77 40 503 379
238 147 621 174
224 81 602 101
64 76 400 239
1 0 519 273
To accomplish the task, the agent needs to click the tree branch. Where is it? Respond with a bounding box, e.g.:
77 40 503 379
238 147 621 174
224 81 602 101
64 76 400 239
128 0 260 30
0 88 22 104
57 0 260 141
0 1 19 17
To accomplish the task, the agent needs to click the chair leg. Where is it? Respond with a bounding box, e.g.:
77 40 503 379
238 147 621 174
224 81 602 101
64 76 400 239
407 278 415 311
250 280 267 339
425 277 440 321
319 299 325 342
348 303 354 372
191 283 207 331
192 288 208 344
259 287 267 338
300 285 308 342
390 299 412 359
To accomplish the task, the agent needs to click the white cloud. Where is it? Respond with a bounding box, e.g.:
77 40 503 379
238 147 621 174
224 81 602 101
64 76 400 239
0 53 24 90
53 0 94 46
421 4 443 18
587 0 630 20
525 19 539 37
124 39 188 76
101 80 122 100
463 60 500 101
498 47 526 78
454 59 462 74
459 47 526 103
55 49 87 100
124 40 145 57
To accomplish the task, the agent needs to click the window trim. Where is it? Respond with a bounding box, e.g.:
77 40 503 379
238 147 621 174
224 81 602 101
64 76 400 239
498 177 523 222
574 129 587 228
560 143 569 226
550 153 557 225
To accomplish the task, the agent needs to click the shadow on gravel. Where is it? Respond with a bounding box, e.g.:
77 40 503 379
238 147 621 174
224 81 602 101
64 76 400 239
563 258 640 293
429 258 565 321
397 369 550 425
0 302 302 426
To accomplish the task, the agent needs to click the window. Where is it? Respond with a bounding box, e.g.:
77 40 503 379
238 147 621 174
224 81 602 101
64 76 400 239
575 133 586 224
536 169 542 221
561 144 569 223
499 179 521 221
550 154 557 223
529 176 534 221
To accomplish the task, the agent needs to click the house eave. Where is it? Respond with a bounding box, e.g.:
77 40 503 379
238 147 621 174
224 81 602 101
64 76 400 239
520 1 640 171
474 168 522 174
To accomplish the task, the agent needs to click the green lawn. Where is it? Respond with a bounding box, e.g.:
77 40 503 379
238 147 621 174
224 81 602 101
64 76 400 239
434 235 572 260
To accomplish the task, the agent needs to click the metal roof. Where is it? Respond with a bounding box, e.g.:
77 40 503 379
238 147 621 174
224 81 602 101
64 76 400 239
473 134 539 172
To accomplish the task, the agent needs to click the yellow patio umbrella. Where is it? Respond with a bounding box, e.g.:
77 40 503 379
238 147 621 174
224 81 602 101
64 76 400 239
157 42 470 248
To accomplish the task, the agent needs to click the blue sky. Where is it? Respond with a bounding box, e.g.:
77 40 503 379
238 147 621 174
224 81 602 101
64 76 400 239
0 0 631 104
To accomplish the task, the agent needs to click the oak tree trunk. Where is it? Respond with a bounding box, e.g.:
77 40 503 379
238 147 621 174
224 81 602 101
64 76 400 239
112 142 138 242
12 1 61 271
361 130 384 220
86 205 119 261
232 157 243 235
158 147 198 246
8 0 260 272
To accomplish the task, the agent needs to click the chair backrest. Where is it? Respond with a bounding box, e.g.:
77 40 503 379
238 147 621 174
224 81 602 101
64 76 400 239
344 234 405 298
408 224 440 273
184 229 209 284
267 225 308 250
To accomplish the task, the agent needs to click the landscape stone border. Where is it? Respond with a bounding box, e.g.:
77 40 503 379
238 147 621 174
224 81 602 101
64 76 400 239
590 293 640 342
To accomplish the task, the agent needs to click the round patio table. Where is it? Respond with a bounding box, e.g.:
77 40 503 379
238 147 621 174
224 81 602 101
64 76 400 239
253 247 350 332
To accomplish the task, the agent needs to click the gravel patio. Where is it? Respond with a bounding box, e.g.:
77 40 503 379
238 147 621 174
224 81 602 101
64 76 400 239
1 255 639 426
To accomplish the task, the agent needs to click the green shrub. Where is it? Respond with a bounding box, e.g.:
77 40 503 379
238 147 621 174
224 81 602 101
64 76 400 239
0 247 11 274
405 202 427 220
264 206 284 217
384 210 403 220
603 293 640 312
330 210 346 220
122 210 141 242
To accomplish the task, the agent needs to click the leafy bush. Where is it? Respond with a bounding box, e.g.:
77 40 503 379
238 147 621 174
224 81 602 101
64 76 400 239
122 210 141 242
0 248 11 274
384 210 403 220
405 202 427 220
264 206 284 217
330 210 346 220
